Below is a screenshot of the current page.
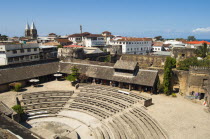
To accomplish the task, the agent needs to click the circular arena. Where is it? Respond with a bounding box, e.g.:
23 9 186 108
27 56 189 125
21 84 168 139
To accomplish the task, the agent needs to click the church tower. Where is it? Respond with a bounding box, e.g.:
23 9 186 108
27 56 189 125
30 22 38 39
25 23 30 38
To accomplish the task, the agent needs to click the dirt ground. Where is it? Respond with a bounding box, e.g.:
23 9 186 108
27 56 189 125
140 92 210 139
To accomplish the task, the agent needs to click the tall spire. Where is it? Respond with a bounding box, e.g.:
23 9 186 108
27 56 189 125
25 23 30 30
31 22 36 30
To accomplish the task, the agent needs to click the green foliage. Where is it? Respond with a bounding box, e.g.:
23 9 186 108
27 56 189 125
196 43 208 58
171 93 177 97
163 57 176 95
176 38 184 41
9 82 22 92
66 74 77 82
66 66 79 82
104 55 111 62
57 45 63 48
187 36 196 41
154 36 164 41
0 35 8 41
177 57 210 70
12 105 24 114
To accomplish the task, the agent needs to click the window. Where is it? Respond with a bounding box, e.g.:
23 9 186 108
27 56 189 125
129 42 131 44
13 50 17 54
0 51 5 54
27 48 31 52
123 42 125 44
20 49 24 53
34 48 37 51
127 48 129 51
8 58 13 62
131 48 132 51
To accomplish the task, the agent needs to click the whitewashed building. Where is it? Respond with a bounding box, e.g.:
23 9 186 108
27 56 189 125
110 37 153 54
68 31 114 47
0 44 40 65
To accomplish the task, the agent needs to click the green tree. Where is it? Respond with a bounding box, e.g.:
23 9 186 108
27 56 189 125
187 36 196 41
0 35 8 41
66 66 79 82
104 55 111 62
12 105 24 114
163 57 176 95
196 43 208 58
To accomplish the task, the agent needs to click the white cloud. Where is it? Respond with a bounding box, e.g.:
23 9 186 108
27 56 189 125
192 27 210 33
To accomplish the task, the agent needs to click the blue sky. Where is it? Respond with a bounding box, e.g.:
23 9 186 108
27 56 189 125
0 0 210 39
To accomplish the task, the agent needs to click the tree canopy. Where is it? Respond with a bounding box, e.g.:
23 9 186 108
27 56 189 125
187 36 196 41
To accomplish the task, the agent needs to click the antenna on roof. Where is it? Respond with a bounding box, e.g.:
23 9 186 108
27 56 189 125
80 25 83 34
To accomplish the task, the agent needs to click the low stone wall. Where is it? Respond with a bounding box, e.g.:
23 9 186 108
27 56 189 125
121 54 167 68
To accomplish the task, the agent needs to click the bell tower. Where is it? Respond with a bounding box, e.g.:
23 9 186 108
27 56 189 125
25 23 30 37
30 22 38 39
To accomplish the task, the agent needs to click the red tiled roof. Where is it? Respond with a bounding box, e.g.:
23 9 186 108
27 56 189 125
153 42 163 46
86 34 103 37
55 38 72 43
63 45 84 48
186 41 210 45
68 32 91 37
102 31 111 34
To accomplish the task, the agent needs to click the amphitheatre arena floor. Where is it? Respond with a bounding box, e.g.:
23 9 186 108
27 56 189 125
0 80 210 139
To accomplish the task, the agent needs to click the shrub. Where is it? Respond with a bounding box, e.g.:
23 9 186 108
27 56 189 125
12 105 24 114
9 82 22 92
14 83 22 92
171 93 177 97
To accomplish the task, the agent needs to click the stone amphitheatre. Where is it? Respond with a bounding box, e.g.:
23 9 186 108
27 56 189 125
20 83 168 139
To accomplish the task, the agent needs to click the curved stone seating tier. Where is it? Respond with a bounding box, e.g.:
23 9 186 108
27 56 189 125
22 97 70 105
113 117 137 139
73 97 121 113
77 93 130 108
69 102 111 119
80 89 137 104
23 102 66 110
26 108 61 116
28 114 57 120
132 108 167 139
111 120 127 139
80 84 153 107
100 125 112 139
22 91 74 100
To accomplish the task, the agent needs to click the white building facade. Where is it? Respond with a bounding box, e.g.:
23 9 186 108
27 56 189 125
68 31 114 47
110 37 153 54
0 44 40 65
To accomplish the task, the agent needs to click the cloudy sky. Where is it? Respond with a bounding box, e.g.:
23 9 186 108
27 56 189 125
0 0 210 39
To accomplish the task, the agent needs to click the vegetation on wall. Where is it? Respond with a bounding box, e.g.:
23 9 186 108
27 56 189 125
177 43 210 70
177 57 210 70
163 57 176 95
